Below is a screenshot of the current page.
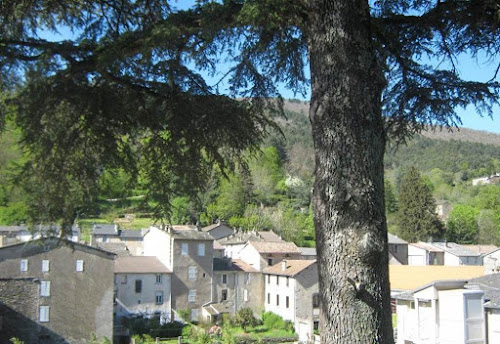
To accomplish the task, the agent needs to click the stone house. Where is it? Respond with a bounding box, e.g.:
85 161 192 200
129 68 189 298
114 256 172 321
143 225 214 322
91 223 148 255
263 260 319 344
237 241 302 271
0 238 115 343
206 258 263 319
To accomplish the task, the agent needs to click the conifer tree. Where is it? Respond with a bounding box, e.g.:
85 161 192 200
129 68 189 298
2 1 499 342
396 167 444 242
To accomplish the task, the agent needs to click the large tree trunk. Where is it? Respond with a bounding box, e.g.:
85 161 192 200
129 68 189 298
308 1 393 343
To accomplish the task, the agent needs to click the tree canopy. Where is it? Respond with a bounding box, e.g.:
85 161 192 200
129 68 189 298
1 1 500 343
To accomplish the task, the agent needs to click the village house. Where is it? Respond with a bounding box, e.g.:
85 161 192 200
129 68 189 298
237 241 302 271
483 248 500 274
91 223 148 255
0 238 115 343
143 225 214 322
388 233 408 265
408 242 444 266
217 230 283 259
395 280 486 344
429 242 483 266
395 273 500 344
205 257 263 319
0 225 80 247
263 260 319 344
201 221 234 240
114 256 172 321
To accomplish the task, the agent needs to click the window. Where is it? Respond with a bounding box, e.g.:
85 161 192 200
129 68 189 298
222 274 227 284
155 291 164 305
267 275 270 284
276 275 279 285
313 293 320 308
191 309 199 321
20 259 28 272
267 293 270 304
181 243 188 255
221 289 228 301
314 321 319 331
135 280 142 293
267 258 273 266
286 296 290 308
121 275 127 284
286 276 289 287
276 295 279 306
40 281 51 297
244 273 250 284
75 260 84 272
189 266 197 281
156 274 162 284
198 243 205 256
244 289 248 302
188 289 197 303
42 260 50 273
39 306 50 322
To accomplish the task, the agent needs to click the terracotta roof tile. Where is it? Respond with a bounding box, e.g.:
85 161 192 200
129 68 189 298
249 241 301 254
263 260 316 276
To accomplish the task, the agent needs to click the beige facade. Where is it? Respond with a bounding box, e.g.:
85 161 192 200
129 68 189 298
238 241 302 271
0 239 115 343
114 256 172 320
264 260 319 343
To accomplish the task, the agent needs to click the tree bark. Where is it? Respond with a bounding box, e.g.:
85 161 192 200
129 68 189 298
308 1 393 343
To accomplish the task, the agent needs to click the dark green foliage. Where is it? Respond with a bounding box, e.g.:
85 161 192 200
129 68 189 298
396 167 444 242
234 308 258 332
384 178 398 214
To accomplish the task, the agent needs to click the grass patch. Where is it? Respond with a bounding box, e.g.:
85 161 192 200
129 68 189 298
225 325 295 340
392 313 397 328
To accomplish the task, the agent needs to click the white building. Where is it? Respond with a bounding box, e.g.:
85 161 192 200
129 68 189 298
429 242 482 266
237 241 302 271
114 256 172 321
263 260 319 343
408 243 444 266
396 280 485 344
483 248 500 274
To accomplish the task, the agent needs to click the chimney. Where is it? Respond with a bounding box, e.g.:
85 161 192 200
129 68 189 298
281 260 287 271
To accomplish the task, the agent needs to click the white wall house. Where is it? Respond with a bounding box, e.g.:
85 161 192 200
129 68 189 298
429 242 482 266
396 280 486 344
264 260 319 344
408 243 444 266
237 241 302 271
483 248 500 274
114 256 172 321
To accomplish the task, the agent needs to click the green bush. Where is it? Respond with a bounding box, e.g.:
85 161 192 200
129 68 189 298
261 312 284 330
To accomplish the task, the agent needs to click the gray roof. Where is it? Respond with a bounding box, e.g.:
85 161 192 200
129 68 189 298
213 258 258 272
120 229 149 239
466 274 500 309
299 247 317 256
92 224 118 235
394 279 468 300
429 242 481 257
388 233 407 245
217 230 283 245
97 242 131 256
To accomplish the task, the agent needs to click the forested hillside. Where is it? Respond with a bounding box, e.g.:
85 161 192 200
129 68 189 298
1 100 500 245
